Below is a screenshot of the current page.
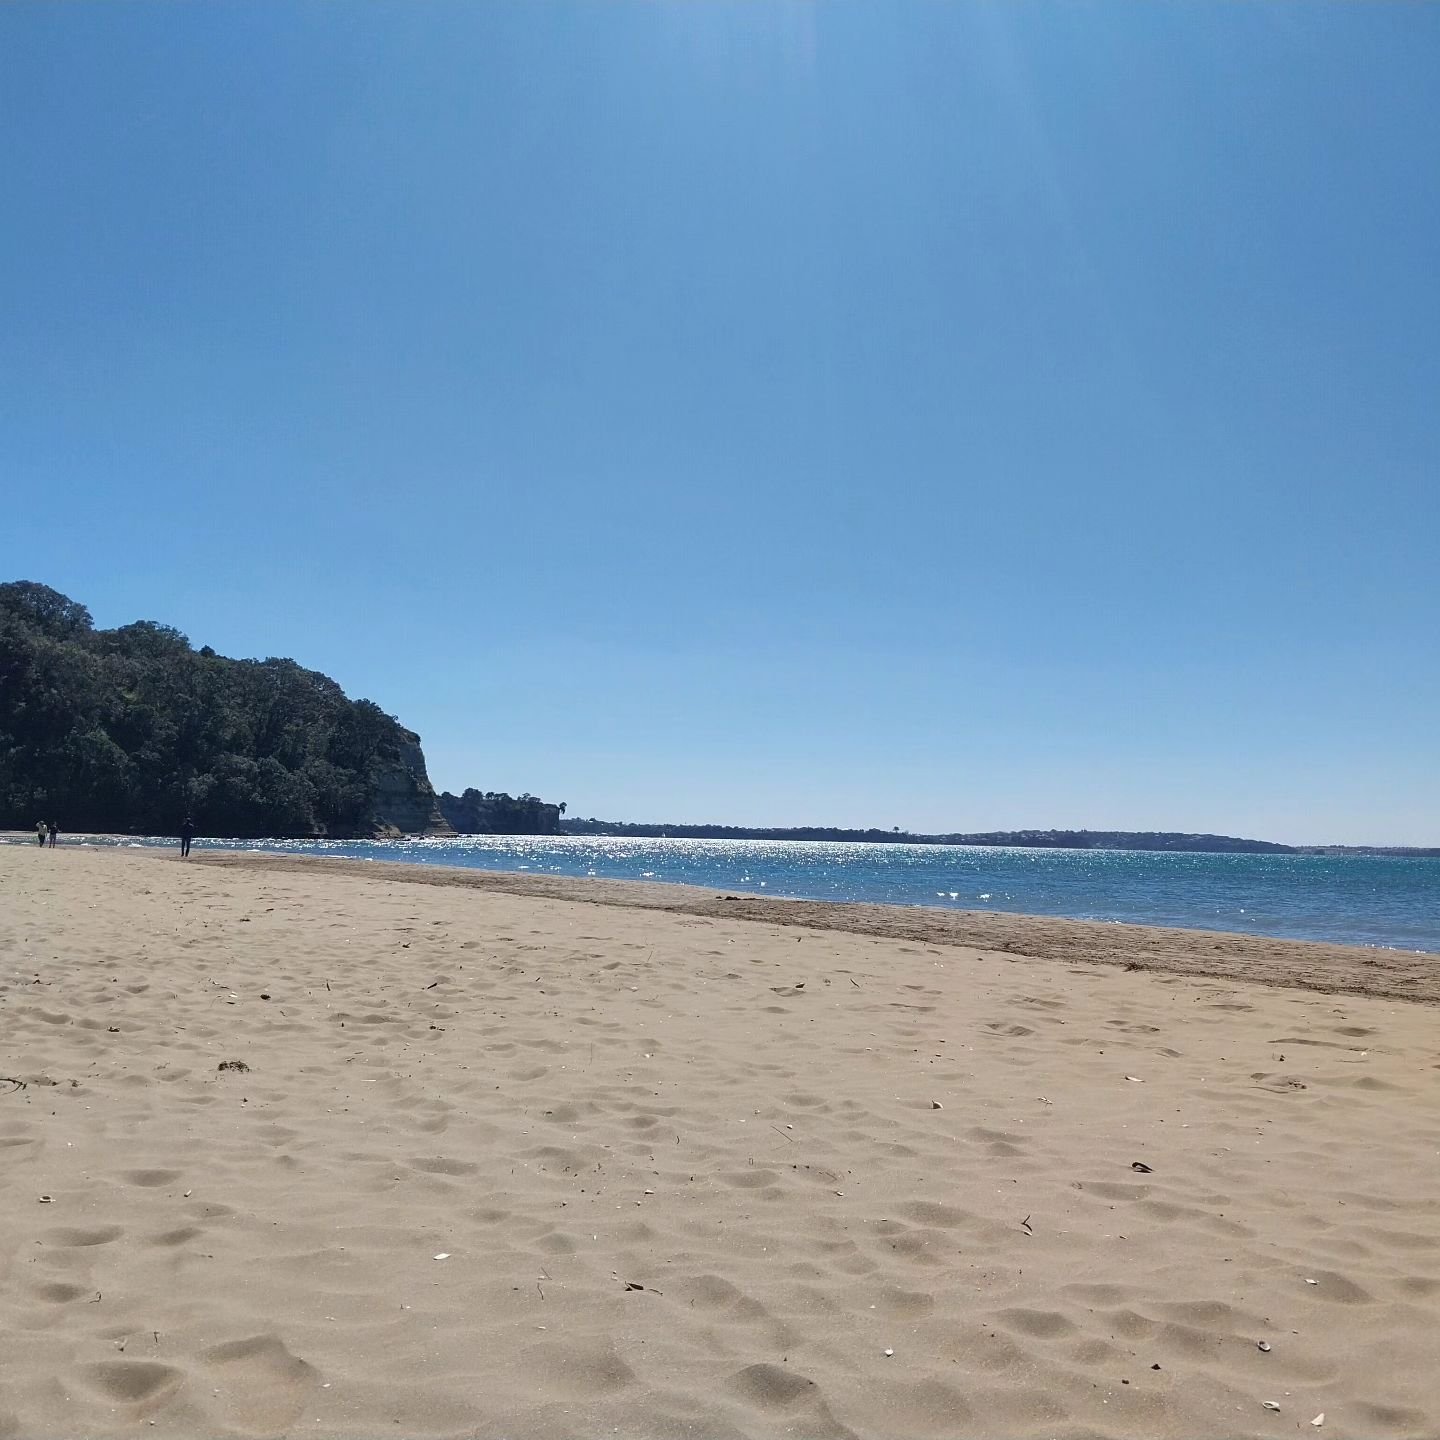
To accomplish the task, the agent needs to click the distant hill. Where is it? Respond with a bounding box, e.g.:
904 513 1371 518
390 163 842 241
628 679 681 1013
0 581 559 839
560 818 1436 857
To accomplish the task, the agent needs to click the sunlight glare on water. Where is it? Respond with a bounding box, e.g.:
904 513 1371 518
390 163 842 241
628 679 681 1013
67 834 1440 953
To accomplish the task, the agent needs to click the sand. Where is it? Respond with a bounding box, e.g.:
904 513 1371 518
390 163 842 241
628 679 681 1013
2 846 1438 1439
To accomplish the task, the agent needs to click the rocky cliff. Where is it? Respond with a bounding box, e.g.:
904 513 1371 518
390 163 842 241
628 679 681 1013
367 731 453 837
436 788 562 836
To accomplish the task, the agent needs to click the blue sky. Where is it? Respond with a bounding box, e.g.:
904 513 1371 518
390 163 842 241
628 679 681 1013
3 2 1437 844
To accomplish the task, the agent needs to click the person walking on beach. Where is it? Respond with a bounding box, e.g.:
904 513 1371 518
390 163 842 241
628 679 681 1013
36 820 47 847
47 822 58 849
180 815 195 859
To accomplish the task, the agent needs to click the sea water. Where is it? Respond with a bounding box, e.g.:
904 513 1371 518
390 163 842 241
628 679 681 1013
76 834 1440 954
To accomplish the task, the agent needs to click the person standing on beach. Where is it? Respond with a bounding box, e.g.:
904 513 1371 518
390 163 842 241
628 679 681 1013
180 815 195 859
48 822 58 849
36 820 47 846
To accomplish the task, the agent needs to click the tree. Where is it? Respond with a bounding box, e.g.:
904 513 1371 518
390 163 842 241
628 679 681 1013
0 581 94 639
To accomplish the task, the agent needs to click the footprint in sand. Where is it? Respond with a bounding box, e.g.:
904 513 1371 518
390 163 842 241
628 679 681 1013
121 1168 183 1187
201 1334 319 1432
900 1200 975 1229
78 1360 184 1411
728 1362 819 1410
46 1225 124 1248
994 1306 1078 1339
33 1281 91 1303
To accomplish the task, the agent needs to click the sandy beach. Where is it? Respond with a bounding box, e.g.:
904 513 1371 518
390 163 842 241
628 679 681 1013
2 846 1438 1439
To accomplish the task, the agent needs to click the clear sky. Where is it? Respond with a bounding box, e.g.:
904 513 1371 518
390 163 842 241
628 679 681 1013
3 2 1437 845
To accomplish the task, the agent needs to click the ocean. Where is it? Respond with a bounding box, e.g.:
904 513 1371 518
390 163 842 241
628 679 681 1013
68 834 1440 954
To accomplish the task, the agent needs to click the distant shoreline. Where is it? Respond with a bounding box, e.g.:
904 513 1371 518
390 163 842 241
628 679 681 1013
559 820 1440 857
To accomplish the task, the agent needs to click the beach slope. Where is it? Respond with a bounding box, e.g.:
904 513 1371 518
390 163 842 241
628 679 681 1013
2 847 1437 1438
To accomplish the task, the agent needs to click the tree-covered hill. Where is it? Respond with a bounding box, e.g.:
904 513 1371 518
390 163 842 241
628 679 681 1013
0 581 445 837
437 787 563 836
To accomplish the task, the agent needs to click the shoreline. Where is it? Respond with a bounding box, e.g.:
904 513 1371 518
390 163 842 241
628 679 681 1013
175 848 1440 1005
7 831 1436 962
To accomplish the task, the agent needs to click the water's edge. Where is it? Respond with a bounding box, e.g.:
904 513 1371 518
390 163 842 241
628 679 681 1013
24 833 1439 954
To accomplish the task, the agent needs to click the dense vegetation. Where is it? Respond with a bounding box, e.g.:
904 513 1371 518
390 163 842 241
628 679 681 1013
437 788 564 836
0 581 433 837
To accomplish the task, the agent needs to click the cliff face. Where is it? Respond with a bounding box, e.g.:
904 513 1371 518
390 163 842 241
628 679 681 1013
368 731 453 837
436 788 562 836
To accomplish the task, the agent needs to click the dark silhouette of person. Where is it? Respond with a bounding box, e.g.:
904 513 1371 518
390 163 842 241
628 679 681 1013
48 822 58 849
180 816 195 859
